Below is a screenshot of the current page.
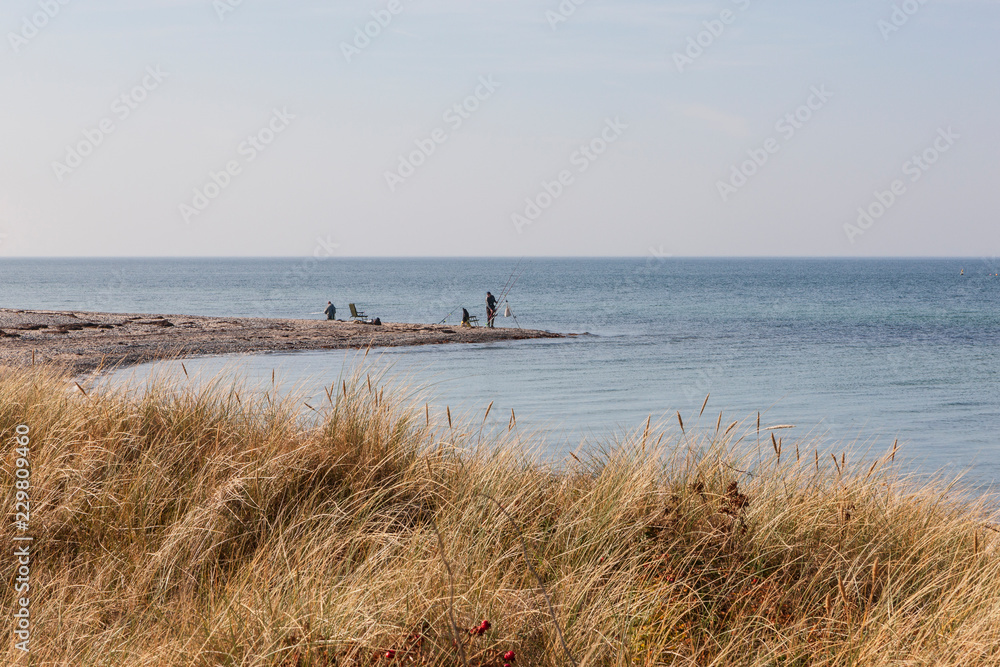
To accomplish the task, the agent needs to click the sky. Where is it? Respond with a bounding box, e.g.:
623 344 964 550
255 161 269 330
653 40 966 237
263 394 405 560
0 0 997 258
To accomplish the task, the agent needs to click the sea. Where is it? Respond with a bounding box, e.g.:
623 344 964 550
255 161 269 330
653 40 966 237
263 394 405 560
2 257 998 492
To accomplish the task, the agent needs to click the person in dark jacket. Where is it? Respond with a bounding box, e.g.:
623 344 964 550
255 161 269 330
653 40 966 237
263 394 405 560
461 308 472 327
486 292 497 328
324 301 336 320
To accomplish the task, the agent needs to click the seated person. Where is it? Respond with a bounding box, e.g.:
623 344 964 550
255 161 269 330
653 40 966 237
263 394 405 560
461 308 472 327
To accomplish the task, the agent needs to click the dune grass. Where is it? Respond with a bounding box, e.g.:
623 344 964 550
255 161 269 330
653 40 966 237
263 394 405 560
1 363 999 666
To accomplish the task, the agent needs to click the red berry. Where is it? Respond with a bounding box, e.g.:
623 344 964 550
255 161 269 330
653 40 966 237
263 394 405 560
504 650 516 661
480 620 491 632
385 650 395 659
504 664 511 667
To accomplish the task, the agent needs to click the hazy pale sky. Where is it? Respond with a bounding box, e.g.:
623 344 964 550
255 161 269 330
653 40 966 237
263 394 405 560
1 0 997 257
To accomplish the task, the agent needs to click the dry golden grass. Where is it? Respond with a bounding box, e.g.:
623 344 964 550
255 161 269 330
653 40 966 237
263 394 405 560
1 364 999 666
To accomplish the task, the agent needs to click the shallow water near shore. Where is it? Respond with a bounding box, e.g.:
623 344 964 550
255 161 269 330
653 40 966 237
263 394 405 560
3 257 999 491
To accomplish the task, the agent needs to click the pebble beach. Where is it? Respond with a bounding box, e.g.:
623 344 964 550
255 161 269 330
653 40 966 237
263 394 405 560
0 308 563 374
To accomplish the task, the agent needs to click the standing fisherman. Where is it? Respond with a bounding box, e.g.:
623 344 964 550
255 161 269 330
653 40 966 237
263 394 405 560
486 292 497 328
324 301 337 320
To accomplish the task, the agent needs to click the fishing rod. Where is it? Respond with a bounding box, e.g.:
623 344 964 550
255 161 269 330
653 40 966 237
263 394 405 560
485 261 518 327
494 259 521 309
437 305 460 325
500 265 523 303
500 260 524 305
494 261 526 329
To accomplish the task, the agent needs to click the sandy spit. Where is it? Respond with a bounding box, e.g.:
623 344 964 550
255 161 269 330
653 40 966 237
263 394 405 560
0 309 565 374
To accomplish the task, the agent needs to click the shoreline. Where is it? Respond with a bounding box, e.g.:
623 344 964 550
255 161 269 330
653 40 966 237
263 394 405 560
0 308 565 374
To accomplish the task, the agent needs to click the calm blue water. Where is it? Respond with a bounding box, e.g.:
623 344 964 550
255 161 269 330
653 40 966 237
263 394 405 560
2 258 999 489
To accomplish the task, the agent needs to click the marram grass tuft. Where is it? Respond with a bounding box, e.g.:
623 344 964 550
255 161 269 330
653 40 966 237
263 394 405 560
1 365 999 666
